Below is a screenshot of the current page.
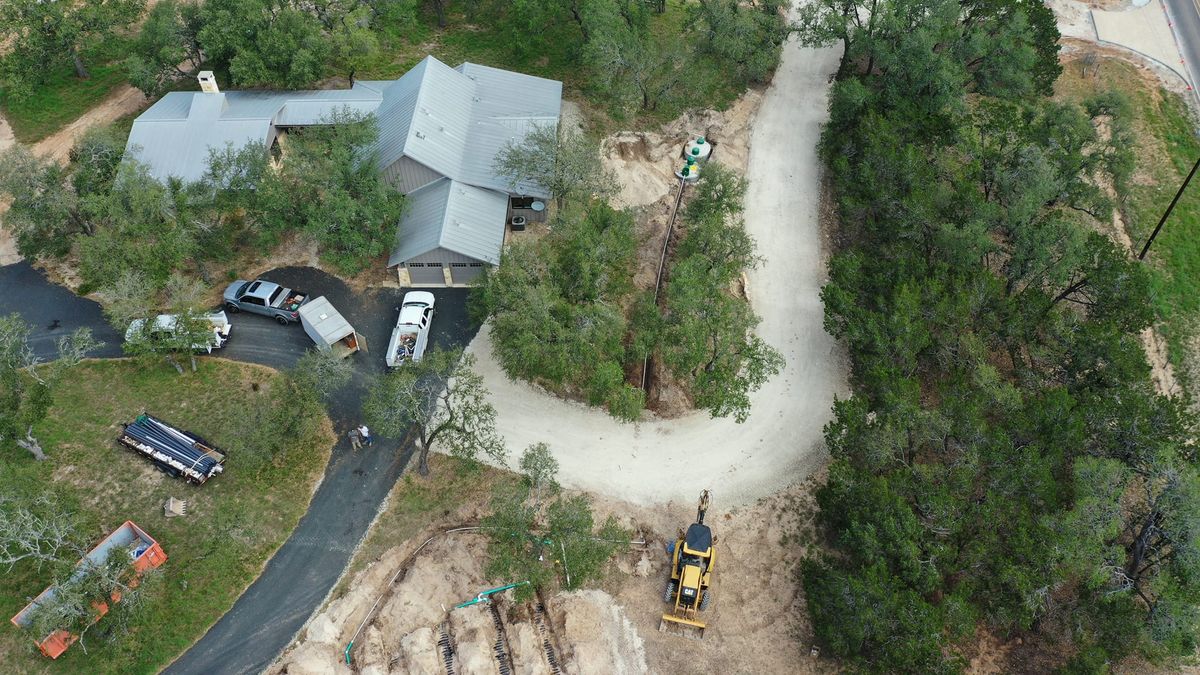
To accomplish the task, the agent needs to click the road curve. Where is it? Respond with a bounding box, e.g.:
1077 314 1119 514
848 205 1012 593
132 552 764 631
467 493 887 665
465 32 848 507
0 263 477 675
1163 0 1200 92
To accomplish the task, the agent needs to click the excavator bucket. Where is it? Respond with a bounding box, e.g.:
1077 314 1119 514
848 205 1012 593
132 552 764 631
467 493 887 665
659 612 706 639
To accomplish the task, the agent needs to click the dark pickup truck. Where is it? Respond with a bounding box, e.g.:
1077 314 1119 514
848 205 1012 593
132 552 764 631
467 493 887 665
223 279 309 325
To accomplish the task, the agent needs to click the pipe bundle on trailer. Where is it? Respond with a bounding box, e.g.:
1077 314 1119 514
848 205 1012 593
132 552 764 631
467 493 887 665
117 413 226 484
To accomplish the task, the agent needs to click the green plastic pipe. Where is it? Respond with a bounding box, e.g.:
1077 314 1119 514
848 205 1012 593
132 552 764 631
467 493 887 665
455 581 530 608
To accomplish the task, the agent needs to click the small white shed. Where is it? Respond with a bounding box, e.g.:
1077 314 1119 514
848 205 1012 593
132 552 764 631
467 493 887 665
299 296 364 358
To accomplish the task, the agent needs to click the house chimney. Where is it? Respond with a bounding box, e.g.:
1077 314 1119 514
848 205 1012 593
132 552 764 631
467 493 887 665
198 71 220 94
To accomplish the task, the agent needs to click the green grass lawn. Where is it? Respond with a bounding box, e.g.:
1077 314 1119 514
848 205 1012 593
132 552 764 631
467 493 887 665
0 359 333 674
1056 57 1200 384
0 40 136 144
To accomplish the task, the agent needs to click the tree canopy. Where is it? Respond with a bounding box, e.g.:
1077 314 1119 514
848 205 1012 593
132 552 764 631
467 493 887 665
483 443 626 601
125 0 205 97
660 165 782 422
0 0 144 98
364 347 506 475
252 111 405 273
494 125 619 210
796 0 1197 670
0 316 99 462
0 113 400 289
471 201 646 420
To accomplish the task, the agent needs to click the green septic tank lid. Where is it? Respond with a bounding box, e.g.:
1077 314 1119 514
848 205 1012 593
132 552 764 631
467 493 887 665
686 156 696 165
681 166 690 176
697 136 706 144
690 146 700 156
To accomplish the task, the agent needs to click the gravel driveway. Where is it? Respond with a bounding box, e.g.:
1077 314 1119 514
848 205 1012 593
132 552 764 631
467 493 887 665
465 34 848 507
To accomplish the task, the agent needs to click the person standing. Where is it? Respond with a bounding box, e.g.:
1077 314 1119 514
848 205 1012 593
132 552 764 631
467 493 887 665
358 424 372 446
348 427 362 451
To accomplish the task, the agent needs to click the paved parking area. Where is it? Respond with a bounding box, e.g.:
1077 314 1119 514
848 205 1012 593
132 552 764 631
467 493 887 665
0 261 478 675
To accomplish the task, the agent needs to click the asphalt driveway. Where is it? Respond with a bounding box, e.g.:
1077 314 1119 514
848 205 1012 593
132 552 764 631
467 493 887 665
0 262 477 675
0 262 123 359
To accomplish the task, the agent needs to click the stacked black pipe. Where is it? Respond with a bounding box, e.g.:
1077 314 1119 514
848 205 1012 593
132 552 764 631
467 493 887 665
117 413 226 484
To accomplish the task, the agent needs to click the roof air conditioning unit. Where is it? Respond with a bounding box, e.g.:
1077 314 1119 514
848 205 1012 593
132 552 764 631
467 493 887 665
510 216 527 232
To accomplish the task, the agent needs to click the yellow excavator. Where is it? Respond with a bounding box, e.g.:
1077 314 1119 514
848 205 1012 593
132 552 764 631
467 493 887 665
660 490 715 638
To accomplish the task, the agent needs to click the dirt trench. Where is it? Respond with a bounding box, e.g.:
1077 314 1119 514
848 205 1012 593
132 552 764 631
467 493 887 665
272 532 650 675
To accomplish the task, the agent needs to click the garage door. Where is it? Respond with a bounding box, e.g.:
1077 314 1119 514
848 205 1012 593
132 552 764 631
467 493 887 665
449 262 486 285
406 262 445 285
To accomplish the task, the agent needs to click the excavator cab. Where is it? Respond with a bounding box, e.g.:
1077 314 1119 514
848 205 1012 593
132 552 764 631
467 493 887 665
661 491 715 638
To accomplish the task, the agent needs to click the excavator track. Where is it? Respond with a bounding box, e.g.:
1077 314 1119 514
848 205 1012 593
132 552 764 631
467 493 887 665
437 621 456 675
487 601 514 675
533 600 563 675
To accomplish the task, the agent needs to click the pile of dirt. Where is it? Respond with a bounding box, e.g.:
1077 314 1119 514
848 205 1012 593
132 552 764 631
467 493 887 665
373 535 489 642
554 590 648 674
601 89 762 211
588 482 835 675
273 530 649 675
275 480 832 675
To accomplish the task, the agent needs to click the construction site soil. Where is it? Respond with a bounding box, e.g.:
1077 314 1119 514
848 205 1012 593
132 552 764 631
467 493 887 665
271 478 831 675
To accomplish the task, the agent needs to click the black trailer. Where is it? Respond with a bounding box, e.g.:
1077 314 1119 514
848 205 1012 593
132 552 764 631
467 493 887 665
117 413 226 484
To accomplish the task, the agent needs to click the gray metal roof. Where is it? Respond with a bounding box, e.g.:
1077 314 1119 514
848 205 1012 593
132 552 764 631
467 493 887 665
127 115 272 184
126 56 562 266
126 84 385 182
388 178 509 265
371 57 561 199
457 62 561 197
406 58 475 178
126 58 561 191
373 60 427 175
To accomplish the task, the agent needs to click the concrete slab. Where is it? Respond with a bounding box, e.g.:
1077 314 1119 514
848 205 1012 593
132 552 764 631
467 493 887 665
1093 1 1191 82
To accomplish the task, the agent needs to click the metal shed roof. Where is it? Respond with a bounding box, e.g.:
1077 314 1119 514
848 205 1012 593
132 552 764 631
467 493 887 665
388 178 509 266
299 296 354 346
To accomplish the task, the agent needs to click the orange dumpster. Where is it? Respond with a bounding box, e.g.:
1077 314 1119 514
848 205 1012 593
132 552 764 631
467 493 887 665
10 521 166 659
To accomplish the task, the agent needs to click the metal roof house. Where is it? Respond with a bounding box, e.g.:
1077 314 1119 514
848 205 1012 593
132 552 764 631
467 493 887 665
124 57 562 285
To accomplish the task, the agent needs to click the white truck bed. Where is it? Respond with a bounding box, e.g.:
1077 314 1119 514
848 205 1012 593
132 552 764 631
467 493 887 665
386 292 435 367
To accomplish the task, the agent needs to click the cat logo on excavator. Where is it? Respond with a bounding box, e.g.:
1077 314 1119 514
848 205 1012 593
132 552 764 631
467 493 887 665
660 490 715 639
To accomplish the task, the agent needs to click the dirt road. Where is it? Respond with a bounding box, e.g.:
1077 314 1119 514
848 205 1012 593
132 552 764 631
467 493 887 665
464 36 846 507
0 82 149 265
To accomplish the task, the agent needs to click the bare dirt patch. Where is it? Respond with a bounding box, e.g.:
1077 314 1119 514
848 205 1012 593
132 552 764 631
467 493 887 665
1080 95 1182 397
0 222 19 266
0 113 14 154
601 88 761 212
272 477 831 675
31 85 149 164
273 529 651 675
